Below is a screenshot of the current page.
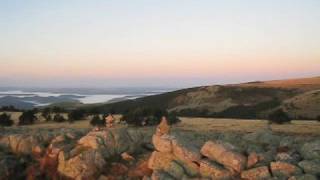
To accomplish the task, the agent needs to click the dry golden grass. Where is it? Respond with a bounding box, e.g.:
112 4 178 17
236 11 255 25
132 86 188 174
19 120 91 129
2 111 319 135
175 117 320 135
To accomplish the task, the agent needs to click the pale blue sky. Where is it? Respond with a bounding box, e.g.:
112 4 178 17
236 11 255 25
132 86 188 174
0 0 319 88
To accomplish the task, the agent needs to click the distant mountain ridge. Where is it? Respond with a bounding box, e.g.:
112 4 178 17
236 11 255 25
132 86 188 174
88 76 320 120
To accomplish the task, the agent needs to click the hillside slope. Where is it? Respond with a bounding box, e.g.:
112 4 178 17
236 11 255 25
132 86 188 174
85 76 320 119
236 76 320 91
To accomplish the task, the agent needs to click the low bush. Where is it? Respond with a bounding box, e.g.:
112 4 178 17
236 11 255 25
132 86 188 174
121 107 180 126
41 107 52 121
68 109 86 123
19 110 37 125
53 113 66 123
268 109 291 124
0 113 14 126
90 115 105 127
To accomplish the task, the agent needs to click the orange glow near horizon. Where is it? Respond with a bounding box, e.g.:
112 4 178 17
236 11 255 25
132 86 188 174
0 0 319 87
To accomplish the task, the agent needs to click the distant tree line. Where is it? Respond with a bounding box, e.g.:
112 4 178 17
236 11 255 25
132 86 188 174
267 109 291 124
0 105 21 112
0 105 88 126
2 99 318 127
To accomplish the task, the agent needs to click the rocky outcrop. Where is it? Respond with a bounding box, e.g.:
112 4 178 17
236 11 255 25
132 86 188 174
1 122 320 179
147 118 242 179
57 127 149 179
148 118 202 179
0 134 44 155
58 149 106 179
146 121 319 180
77 128 146 157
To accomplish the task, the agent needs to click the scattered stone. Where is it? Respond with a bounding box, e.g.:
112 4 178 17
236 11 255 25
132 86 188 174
300 140 320 160
199 159 233 180
143 175 152 180
5 134 41 155
298 160 320 176
151 170 175 180
148 150 187 179
98 175 109 180
58 149 106 179
105 114 115 128
171 137 201 177
241 166 271 180
156 117 170 136
128 159 153 178
200 141 246 173
121 152 135 161
172 137 201 163
247 152 259 168
51 135 65 144
109 162 129 176
32 145 44 158
275 150 301 164
243 129 281 146
254 150 275 167
148 151 175 171
152 134 173 153
78 127 145 158
280 136 295 148
270 161 302 178
288 174 318 180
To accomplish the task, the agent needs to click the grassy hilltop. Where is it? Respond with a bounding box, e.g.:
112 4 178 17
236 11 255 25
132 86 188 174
83 76 320 120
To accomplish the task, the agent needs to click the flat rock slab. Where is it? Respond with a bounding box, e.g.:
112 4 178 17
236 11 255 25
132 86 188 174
241 166 271 180
200 141 246 173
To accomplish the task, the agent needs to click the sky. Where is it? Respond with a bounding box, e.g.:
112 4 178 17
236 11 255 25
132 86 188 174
0 0 319 88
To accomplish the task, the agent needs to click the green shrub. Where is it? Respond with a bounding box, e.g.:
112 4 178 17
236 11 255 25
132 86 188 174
121 107 180 126
90 115 105 127
53 113 66 123
268 109 291 124
68 109 86 122
41 107 52 121
19 110 37 125
0 113 14 126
